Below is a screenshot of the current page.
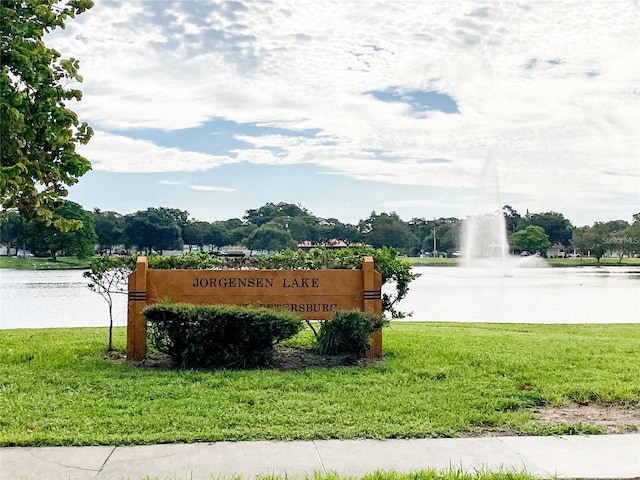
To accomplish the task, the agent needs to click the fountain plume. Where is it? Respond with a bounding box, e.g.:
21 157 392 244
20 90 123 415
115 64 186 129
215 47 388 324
460 154 546 273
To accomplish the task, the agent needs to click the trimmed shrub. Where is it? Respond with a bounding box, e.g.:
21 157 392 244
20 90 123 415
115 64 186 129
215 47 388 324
144 303 304 368
146 252 222 270
315 310 388 357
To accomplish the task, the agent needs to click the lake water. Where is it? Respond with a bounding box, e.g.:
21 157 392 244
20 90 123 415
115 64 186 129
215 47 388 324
1 266 639 329
398 266 640 324
0 269 129 330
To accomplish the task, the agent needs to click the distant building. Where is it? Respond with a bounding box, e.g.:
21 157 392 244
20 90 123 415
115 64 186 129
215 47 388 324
546 243 566 258
297 239 356 252
0 246 34 257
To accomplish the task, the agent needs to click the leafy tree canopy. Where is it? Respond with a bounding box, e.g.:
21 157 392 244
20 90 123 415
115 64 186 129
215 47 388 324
92 209 124 251
243 202 317 230
502 205 521 234
571 223 611 262
1 0 95 227
608 222 637 262
123 208 185 254
28 200 96 259
517 211 573 246
245 224 295 252
511 225 551 255
360 212 417 251
182 220 212 251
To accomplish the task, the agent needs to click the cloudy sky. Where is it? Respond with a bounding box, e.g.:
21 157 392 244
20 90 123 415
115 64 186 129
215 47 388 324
49 0 639 226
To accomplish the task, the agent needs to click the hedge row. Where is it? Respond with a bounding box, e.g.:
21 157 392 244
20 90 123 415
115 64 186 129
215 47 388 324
144 303 303 368
144 303 386 369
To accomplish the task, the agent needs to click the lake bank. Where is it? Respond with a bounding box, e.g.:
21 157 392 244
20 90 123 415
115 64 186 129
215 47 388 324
404 256 640 267
2 255 640 270
0 256 89 270
1 323 639 446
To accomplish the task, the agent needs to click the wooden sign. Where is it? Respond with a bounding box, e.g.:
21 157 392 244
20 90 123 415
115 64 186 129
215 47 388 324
127 256 382 361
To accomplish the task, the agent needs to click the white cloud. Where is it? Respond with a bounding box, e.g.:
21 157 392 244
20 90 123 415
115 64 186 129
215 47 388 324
80 131 237 173
189 185 235 192
50 0 639 222
158 180 186 185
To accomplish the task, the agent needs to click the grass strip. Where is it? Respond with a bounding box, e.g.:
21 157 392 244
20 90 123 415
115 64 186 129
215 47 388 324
1 323 639 446
132 469 544 480
404 257 640 267
2 256 639 270
0 256 90 270
544 257 640 267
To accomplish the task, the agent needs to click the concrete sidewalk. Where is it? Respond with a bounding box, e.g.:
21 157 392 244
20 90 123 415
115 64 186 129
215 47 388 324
1 434 639 480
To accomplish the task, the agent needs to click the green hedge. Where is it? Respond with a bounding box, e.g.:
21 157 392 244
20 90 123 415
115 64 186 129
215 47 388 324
144 303 304 368
134 246 419 318
316 310 388 357
146 252 222 269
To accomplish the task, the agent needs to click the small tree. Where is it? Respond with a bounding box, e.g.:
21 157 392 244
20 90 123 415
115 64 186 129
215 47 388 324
84 255 131 351
511 226 551 255
601 220 631 263
572 223 611 264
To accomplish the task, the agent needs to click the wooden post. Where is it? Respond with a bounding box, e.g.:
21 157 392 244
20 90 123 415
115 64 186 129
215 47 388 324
127 256 148 361
362 256 383 358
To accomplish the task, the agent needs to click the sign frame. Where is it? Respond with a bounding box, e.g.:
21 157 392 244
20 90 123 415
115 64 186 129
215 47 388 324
127 256 383 360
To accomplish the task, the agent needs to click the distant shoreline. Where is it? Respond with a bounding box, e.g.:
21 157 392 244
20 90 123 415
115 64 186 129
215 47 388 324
2 255 639 270
405 256 640 268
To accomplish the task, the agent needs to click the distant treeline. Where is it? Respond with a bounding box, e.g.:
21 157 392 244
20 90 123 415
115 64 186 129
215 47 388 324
1 201 638 261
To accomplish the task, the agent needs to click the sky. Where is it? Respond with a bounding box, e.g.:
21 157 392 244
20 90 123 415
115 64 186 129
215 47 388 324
47 0 640 227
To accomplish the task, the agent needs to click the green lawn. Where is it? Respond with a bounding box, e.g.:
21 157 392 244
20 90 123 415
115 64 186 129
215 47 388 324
544 257 640 267
1 323 638 447
0 256 90 269
2 255 638 270
404 257 459 266
405 256 640 267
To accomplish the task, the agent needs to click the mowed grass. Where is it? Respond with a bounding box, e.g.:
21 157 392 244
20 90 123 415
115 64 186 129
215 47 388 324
0 256 90 270
544 257 640 267
2 255 638 270
404 256 640 267
405 257 459 267
1 323 639 446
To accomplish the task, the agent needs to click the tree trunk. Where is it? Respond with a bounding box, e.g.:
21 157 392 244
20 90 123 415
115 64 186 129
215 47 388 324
108 303 113 351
